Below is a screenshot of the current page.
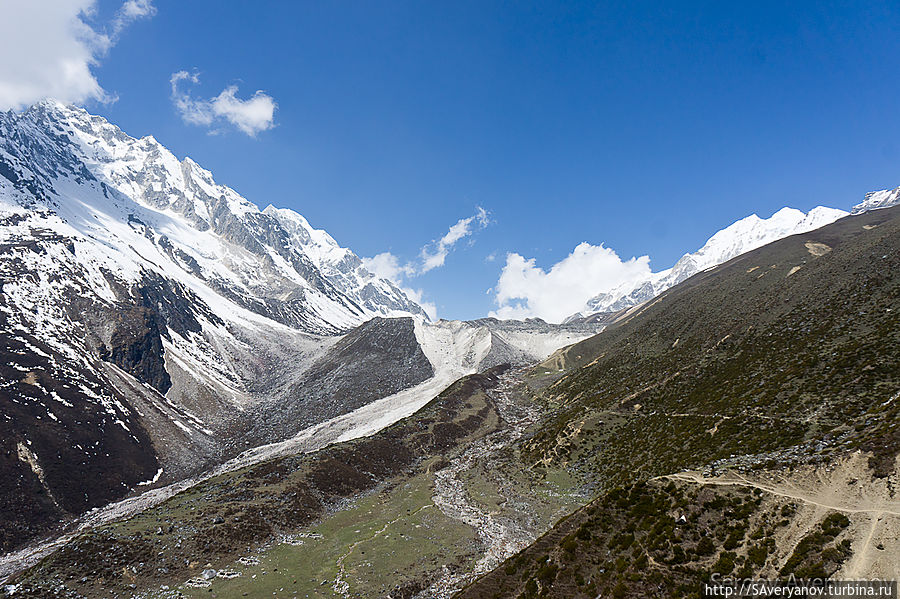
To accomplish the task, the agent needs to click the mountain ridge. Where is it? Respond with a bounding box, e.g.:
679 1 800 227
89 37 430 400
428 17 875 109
569 190 899 320
0 101 566 554
0 99 427 334
5 205 897 598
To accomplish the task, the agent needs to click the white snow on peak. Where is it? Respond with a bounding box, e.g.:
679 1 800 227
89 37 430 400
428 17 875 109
851 186 900 214
674 205 848 275
580 204 849 317
262 204 349 268
0 100 427 335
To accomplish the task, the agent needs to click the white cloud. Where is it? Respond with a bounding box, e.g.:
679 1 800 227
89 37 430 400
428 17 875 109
111 0 156 38
489 242 652 323
361 252 416 282
170 71 277 137
420 206 490 273
362 207 491 321
363 251 437 320
0 1 155 110
361 253 437 319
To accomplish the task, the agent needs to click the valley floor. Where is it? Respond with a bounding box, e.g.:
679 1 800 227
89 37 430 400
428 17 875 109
0 358 477 584
170 368 587 599
2 363 897 599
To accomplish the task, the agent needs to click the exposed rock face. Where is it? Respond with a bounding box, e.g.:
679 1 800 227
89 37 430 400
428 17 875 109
99 306 172 393
244 317 435 446
0 307 159 552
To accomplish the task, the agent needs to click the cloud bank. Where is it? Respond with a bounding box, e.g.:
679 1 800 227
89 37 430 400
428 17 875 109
489 242 652 323
170 71 277 137
363 206 491 320
0 1 155 110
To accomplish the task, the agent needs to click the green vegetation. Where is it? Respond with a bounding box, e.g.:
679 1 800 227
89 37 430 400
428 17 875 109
8 368 511 598
456 208 900 597
779 514 853 578
457 477 862 599
179 470 477 598
7 208 899 599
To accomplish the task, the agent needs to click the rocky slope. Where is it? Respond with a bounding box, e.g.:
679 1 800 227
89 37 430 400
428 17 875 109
0 99 435 552
460 205 900 598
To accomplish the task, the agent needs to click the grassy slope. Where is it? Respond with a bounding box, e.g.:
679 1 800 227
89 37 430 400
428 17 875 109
458 206 900 597
528 205 899 484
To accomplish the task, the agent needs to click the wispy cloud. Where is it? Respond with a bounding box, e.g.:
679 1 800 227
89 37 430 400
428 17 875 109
420 206 489 273
361 253 437 320
170 71 277 137
111 0 156 38
362 252 416 282
362 206 491 320
0 0 155 110
489 242 651 323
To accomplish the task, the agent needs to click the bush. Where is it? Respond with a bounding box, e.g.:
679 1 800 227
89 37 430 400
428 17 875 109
576 525 592 541
723 529 743 550
696 537 715 556
713 551 737 575
747 543 768 566
536 562 559 585
821 513 850 536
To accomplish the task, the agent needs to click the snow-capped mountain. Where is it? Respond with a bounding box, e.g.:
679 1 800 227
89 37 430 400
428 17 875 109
0 100 426 333
0 100 602 553
851 185 900 214
574 205 849 317
0 100 436 548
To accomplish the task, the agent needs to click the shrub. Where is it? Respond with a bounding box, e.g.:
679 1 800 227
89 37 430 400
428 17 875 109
696 537 715 556
713 551 736 575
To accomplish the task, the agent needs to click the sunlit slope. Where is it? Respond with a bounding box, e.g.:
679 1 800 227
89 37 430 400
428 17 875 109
459 206 899 598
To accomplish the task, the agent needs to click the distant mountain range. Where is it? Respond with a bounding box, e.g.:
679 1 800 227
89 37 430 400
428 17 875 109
568 187 899 319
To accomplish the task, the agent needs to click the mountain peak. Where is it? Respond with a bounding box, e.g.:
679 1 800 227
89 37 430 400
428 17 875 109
582 204 850 315
0 102 428 332
852 185 900 214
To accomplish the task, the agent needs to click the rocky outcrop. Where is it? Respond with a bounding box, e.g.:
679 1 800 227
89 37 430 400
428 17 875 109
247 317 435 444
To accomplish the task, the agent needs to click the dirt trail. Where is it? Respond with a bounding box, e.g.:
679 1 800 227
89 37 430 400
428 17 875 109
664 471 900 516
842 515 881 579
662 452 900 580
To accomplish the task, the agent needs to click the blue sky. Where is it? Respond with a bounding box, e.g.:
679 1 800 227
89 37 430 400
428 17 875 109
4 1 900 320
